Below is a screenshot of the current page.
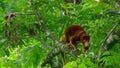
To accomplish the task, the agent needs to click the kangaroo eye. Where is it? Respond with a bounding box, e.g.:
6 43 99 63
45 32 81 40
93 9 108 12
83 35 90 40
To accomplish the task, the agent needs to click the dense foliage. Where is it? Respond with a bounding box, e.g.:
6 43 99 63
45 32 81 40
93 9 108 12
0 0 120 68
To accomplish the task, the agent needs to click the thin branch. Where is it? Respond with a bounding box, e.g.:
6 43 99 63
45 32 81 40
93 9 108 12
11 12 35 15
0 12 35 18
107 10 120 15
31 0 58 44
2 11 117 19
97 22 120 62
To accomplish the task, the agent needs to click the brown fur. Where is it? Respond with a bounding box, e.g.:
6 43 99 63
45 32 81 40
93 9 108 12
60 25 90 65
60 25 90 54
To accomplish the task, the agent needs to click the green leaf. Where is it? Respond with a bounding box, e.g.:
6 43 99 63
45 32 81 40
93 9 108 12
78 63 87 68
64 61 77 68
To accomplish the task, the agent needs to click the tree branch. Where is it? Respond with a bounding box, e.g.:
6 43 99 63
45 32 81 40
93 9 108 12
0 12 35 18
31 0 58 44
31 0 81 67
41 43 81 67
97 22 120 62
107 10 120 15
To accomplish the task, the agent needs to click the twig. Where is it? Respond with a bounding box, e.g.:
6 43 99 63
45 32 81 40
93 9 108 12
97 22 120 62
0 12 35 18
